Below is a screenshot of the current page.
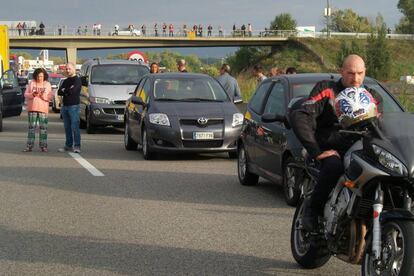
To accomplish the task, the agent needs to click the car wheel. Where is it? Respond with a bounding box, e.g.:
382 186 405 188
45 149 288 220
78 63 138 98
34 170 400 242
52 99 57 112
86 112 95 134
283 157 301 206
124 120 138 150
142 127 155 160
237 144 259 186
79 109 87 129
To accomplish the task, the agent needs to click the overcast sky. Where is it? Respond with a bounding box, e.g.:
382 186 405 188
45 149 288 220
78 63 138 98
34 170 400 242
1 0 403 31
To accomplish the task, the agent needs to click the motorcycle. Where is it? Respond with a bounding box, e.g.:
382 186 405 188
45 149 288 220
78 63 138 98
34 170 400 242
290 112 414 275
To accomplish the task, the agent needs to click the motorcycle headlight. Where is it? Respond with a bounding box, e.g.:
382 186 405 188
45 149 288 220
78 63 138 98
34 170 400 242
90 97 112 104
372 144 408 176
232 113 244 127
149 113 170 126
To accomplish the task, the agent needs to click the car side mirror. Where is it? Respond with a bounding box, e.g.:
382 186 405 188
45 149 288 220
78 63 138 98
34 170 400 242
261 113 290 129
233 96 243 104
81 76 88 86
131 95 147 107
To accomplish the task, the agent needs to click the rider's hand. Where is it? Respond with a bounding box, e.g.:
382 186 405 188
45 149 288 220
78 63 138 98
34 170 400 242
316 150 340 160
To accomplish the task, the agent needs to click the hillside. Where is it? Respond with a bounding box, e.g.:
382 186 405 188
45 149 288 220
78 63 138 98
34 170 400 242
235 38 414 110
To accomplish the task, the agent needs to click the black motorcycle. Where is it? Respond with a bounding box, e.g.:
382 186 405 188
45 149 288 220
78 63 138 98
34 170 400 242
290 112 414 275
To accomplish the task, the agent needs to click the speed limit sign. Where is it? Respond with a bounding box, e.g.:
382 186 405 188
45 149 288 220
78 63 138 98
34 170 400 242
127 50 148 64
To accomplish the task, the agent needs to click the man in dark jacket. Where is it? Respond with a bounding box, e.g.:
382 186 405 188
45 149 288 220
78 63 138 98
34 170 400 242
58 63 82 153
289 55 383 231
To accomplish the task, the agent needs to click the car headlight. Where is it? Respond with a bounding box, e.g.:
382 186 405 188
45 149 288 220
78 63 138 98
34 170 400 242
232 113 244 127
372 144 408 176
90 97 112 104
149 113 170 126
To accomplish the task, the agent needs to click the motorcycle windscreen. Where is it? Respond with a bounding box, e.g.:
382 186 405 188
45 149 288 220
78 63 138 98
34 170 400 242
379 112 414 178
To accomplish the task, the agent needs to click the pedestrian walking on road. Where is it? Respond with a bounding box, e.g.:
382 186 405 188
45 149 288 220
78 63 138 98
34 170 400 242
216 64 241 101
150 62 160 74
253 65 267 86
58 63 82 153
23 68 52 152
177 59 188 73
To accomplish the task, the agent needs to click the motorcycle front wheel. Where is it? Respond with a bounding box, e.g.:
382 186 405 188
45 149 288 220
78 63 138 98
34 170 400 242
290 198 330 268
362 220 414 276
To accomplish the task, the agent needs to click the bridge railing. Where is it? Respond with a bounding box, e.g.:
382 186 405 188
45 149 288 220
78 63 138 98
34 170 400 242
7 26 414 40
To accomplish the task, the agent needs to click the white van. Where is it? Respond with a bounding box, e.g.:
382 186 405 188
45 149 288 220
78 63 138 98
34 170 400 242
79 59 149 133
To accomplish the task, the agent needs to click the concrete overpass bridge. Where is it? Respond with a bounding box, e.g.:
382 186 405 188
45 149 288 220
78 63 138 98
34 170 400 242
9 35 290 65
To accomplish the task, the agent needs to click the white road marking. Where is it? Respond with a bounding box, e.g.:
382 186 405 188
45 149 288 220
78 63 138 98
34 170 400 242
69 152 105 176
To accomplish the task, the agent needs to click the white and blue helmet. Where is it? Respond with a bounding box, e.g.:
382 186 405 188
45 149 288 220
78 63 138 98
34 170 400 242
334 87 378 128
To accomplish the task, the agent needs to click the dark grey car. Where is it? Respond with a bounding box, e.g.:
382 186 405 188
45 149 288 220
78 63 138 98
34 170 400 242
0 69 23 131
124 73 243 159
237 73 404 206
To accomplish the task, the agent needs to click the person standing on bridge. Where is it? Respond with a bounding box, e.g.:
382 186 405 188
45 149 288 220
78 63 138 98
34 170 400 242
23 68 52 152
58 63 82 153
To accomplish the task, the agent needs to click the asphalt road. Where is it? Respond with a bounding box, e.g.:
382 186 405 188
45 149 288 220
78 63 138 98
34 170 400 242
0 111 360 275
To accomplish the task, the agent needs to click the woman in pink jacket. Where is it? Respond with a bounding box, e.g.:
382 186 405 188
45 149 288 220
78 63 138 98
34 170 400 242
24 68 52 152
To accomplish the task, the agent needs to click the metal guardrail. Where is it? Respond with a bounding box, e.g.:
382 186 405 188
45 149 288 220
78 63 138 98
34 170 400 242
7 27 414 40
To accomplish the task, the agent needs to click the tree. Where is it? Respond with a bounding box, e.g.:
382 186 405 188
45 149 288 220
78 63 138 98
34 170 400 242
396 0 414 33
336 40 365 68
270 13 297 30
227 47 267 74
365 25 391 80
330 9 372 33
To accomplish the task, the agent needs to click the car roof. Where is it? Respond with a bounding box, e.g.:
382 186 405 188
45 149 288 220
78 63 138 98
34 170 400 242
265 73 341 84
146 72 214 80
48 73 64 78
85 59 148 66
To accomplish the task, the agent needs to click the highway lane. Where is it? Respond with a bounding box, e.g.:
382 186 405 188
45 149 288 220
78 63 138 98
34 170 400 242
0 112 359 275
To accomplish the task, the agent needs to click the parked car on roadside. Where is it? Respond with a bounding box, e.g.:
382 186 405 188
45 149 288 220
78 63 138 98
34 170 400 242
52 77 66 112
48 73 64 108
124 73 244 160
79 59 150 133
237 73 405 206
0 69 23 131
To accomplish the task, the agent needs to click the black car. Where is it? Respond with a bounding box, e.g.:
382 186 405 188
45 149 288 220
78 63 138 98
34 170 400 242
0 69 23 131
237 73 404 206
124 73 244 160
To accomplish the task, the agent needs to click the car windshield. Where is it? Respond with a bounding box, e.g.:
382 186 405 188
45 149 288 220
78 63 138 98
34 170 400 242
91 64 149 85
153 78 229 102
49 77 62 86
363 80 403 113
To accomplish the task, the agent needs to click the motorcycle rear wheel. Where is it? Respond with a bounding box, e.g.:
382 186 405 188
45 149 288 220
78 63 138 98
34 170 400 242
362 220 414 276
290 198 330 268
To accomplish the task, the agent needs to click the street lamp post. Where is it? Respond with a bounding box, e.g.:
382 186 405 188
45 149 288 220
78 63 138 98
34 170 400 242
325 0 332 38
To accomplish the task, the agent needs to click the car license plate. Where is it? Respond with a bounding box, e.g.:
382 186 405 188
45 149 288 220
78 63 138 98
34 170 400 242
117 115 124 121
193 132 214 140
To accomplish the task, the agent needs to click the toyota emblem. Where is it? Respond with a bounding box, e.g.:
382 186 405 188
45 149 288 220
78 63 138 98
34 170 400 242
197 117 209 126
